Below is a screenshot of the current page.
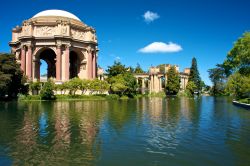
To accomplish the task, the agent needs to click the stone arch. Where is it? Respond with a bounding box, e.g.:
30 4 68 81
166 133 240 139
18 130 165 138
69 48 86 79
33 47 57 81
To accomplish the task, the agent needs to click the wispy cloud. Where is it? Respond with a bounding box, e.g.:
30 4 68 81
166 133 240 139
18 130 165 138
138 42 182 53
143 11 160 23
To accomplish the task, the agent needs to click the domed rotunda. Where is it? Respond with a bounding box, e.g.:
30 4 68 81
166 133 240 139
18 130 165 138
9 9 98 82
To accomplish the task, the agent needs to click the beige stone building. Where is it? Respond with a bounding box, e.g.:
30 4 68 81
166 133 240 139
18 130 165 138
9 10 98 83
134 65 190 93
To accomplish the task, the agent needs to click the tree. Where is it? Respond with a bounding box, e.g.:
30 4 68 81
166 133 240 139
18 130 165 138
89 79 109 94
109 73 137 97
223 32 250 76
0 53 28 99
208 66 227 95
67 77 82 95
165 66 180 95
185 81 197 97
134 63 144 73
226 72 250 99
110 74 128 96
29 81 41 95
40 79 55 100
188 57 202 92
106 61 128 77
79 79 90 94
55 83 64 95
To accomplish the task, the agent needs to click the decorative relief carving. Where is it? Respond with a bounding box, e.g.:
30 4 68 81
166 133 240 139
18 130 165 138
36 26 56 37
61 25 67 35
71 29 85 40
22 26 31 36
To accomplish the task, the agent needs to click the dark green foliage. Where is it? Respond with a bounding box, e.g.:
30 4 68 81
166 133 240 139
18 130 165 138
208 66 227 96
106 61 128 77
223 32 250 76
188 57 202 92
134 63 144 73
185 81 197 97
107 61 138 97
109 73 138 97
226 72 250 100
165 66 180 95
40 79 56 100
0 53 28 99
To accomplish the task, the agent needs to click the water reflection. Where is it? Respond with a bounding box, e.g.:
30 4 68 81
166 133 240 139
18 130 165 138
0 97 250 166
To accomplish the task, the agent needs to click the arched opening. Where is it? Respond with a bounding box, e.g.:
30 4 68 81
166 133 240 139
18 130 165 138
40 60 48 80
69 51 79 79
36 48 56 81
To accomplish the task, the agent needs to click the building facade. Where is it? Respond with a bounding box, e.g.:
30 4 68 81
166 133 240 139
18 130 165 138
9 10 98 83
134 65 190 93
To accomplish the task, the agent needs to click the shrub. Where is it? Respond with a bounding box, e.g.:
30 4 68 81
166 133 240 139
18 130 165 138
106 94 120 100
40 79 56 100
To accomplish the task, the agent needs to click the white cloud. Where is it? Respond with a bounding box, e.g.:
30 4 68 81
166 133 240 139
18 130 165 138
138 42 182 53
143 11 160 23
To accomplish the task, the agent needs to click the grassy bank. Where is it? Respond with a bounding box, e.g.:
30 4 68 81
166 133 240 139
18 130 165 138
18 94 134 101
237 98 250 104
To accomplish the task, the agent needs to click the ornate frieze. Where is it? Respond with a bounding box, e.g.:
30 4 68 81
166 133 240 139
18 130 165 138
71 29 86 40
35 26 56 37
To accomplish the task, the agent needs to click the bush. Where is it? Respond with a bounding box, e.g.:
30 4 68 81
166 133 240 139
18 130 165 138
120 95 129 100
106 94 120 100
40 79 56 100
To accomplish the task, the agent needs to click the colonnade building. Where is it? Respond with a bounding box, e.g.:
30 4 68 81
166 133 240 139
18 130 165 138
9 10 98 83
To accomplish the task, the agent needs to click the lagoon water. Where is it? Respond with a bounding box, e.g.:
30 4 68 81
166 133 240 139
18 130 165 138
0 97 250 166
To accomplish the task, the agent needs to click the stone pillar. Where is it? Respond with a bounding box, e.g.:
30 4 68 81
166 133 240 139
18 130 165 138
159 77 162 92
88 51 93 79
21 46 26 73
65 45 70 81
92 52 96 79
26 45 32 80
34 60 40 81
142 78 145 88
56 45 62 81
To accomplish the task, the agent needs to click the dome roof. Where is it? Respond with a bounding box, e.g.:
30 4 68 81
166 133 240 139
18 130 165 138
32 9 81 21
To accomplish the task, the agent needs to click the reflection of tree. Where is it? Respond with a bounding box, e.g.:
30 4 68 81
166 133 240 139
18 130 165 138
107 100 136 133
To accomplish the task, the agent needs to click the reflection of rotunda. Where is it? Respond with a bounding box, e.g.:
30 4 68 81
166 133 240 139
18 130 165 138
9 9 98 82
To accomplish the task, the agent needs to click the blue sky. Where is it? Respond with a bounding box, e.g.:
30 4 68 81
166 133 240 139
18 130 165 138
1 0 249 85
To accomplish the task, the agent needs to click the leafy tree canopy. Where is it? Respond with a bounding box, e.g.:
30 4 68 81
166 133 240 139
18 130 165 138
226 72 250 99
185 81 197 97
106 61 129 77
134 63 144 74
165 66 180 95
0 53 28 99
208 66 227 95
223 32 250 76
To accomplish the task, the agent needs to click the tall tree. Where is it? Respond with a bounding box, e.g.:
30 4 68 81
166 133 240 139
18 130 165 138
134 63 144 73
223 32 250 76
106 61 128 77
0 53 28 99
165 66 180 95
188 57 202 92
226 72 250 99
208 66 227 95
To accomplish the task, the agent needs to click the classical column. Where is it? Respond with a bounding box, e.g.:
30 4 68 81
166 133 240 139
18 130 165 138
21 45 26 73
65 45 70 81
56 45 62 81
88 51 93 79
92 52 96 79
142 78 145 88
159 77 162 92
26 45 32 80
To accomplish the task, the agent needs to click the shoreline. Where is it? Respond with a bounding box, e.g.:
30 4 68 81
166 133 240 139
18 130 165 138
232 100 250 109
